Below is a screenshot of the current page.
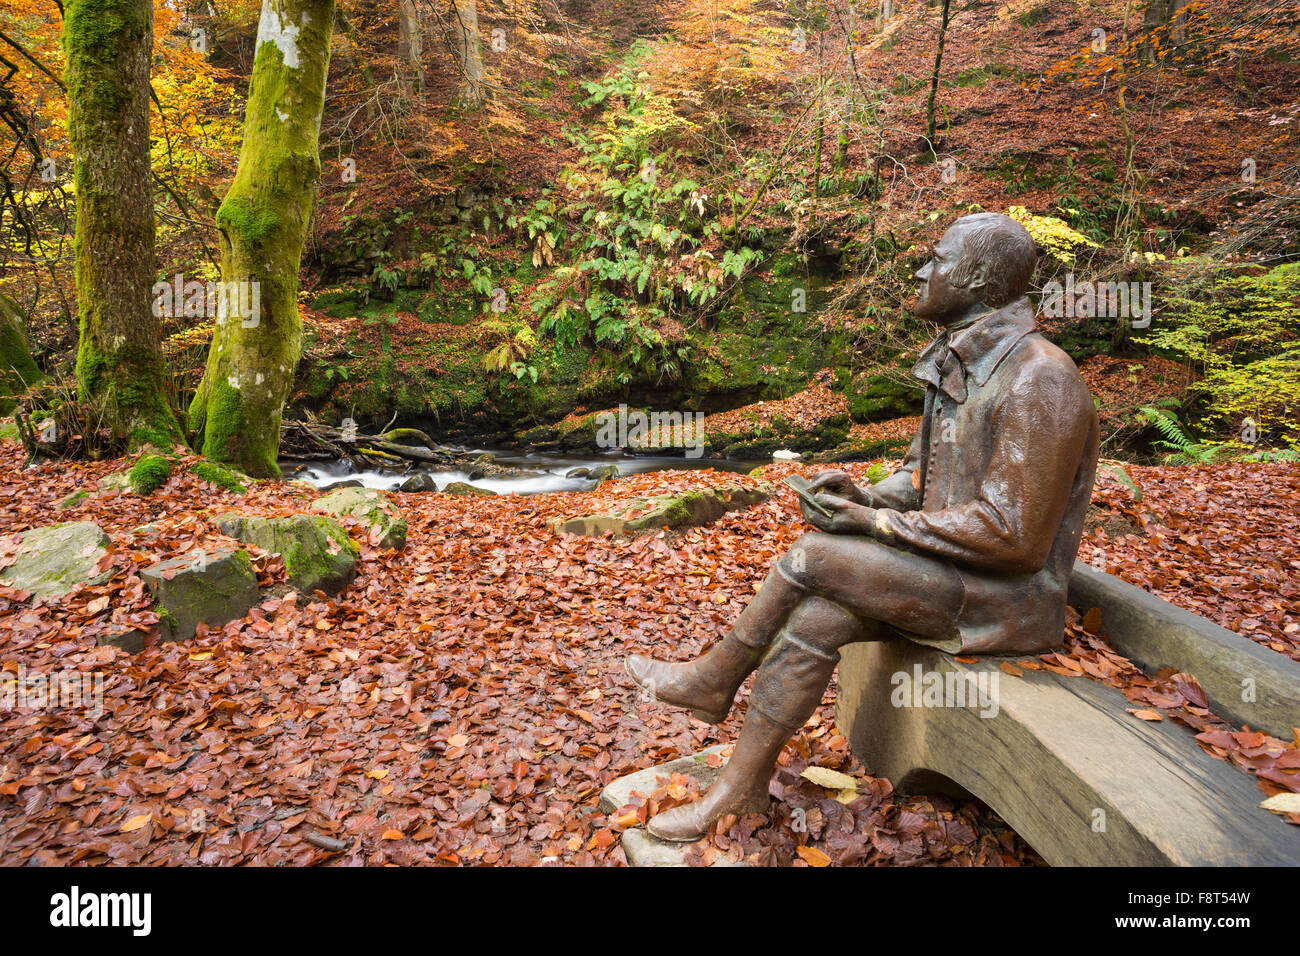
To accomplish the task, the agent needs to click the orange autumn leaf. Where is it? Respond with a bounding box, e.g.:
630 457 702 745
796 845 831 867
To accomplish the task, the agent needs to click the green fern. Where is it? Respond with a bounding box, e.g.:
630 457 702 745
1138 406 1222 464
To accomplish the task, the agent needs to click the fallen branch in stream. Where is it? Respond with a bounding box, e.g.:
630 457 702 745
280 418 451 469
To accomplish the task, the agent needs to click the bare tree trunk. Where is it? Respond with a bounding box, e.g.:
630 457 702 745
453 0 486 108
398 0 425 98
1140 0 1193 64
187 0 335 477
924 0 952 153
64 0 183 450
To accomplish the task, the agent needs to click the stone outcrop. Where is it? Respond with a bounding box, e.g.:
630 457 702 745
550 484 771 536
214 513 359 596
312 487 408 550
0 522 114 599
141 546 260 642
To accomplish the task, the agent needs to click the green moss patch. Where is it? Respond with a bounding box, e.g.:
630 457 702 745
190 460 249 493
127 453 173 495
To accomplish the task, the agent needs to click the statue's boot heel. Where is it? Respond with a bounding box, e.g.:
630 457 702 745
625 654 738 724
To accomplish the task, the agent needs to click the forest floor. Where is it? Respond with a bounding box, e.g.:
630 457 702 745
0 442 1297 866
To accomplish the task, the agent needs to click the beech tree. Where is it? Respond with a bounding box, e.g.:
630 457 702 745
398 0 425 98
452 0 486 108
188 0 336 477
64 0 183 450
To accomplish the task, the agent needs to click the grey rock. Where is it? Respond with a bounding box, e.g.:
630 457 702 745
96 472 132 493
319 478 364 492
0 521 113 600
599 746 745 867
441 481 496 497
141 546 261 643
97 627 148 653
53 489 90 511
550 484 772 537
399 473 439 493
214 513 359 596
312 486 408 551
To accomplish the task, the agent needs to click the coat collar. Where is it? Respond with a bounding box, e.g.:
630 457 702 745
912 296 1036 402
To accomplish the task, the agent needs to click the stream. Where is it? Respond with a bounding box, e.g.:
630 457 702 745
283 449 764 496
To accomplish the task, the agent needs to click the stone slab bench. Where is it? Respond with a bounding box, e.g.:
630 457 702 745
836 569 1300 865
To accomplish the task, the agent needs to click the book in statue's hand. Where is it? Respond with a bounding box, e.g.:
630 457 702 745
783 474 836 519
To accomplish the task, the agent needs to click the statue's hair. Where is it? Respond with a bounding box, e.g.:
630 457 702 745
949 213 1037 308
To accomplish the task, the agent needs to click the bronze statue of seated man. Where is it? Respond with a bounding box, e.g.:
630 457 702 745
626 212 1101 842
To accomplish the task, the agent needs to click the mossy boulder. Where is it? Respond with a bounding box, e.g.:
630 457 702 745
312 487 408 551
0 521 113 599
53 489 91 511
441 481 496 496
214 512 359 596
140 546 261 642
550 484 772 536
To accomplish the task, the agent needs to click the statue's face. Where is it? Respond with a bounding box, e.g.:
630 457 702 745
914 221 986 322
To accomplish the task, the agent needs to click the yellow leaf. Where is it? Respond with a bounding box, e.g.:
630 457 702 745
366 768 388 780
120 813 152 832
188 652 213 662
800 766 857 790
381 828 404 840
447 733 470 748
1260 793 1300 815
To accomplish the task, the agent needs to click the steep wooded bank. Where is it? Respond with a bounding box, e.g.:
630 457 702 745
1 0 1297 465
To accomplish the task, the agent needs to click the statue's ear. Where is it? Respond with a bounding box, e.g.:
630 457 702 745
964 261 989 295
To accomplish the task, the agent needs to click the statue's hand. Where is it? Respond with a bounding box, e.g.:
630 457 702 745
800 493 874 535
808 469 870 507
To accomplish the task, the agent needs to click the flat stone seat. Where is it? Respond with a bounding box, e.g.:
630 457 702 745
836 636 1300 866
599 746 745 867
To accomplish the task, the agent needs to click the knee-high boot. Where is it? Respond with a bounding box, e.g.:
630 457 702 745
625 564 807 724
646 598 858 843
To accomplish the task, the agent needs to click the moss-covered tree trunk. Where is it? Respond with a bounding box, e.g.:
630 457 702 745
187 0 335 477
0 294 42 415
64 0 183 450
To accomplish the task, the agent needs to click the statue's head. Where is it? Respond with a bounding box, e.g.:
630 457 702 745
914 213 1037 324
